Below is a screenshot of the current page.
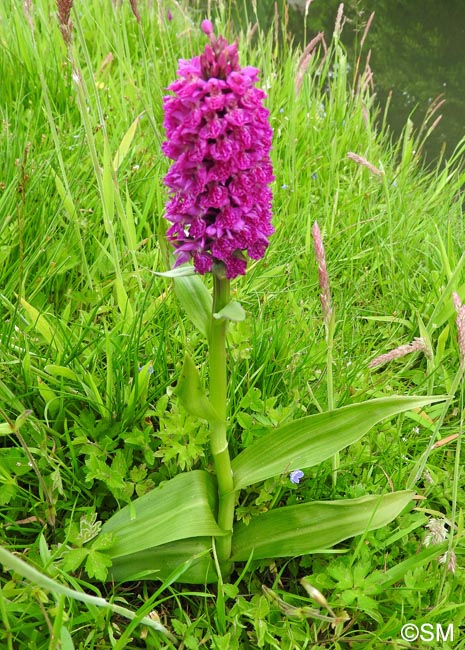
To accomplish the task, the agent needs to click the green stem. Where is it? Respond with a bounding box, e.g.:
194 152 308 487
438 380 463 600
326 314 338 487
50 594 65 650
209 268 234 569
407 364 465 489
326 321 335 412
28 27 93 290
0 588 13 650
0 547 175 642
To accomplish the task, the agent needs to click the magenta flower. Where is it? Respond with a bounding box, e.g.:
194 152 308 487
162 21 275 279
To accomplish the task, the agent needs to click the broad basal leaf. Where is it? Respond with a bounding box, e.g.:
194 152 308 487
108 537 217 584
231 490 414 560
232 395 444 490
100 471 225 559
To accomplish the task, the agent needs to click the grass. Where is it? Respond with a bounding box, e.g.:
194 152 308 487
1 0 465 647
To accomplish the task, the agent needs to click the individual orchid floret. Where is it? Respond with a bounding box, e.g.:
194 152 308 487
162 22 275 279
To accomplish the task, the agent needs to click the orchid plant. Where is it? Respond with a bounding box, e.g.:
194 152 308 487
99 22 441 585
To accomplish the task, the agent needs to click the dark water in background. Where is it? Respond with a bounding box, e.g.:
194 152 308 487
204 0 465 165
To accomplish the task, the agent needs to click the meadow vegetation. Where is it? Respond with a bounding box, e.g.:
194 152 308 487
1 1 464 648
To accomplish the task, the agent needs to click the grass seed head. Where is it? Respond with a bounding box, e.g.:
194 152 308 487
453 292 465 367
312 221 332 326
57 0 74 45
423 518 448 547
369 337 428 368
439 549 456 574
347 151 383 177
129 0 141 23
23 0 34 32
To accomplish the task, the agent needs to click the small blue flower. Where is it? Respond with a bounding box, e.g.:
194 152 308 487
289 469 304 484
139 364 154 374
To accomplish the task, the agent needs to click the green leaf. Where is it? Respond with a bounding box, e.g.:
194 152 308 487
173 274 212 339
213 300 246 322
62 548 88 573
175 355 221 423
123 184 138 252
60 625 74 650
125 361 153 421
428 256 465 329
100 470 225 559
114 277 133 322
374 543 447 588
435 323 449 366
54 173 78 222
37 377 60 417
44 365 79 382
20 298 64 356
77 512 102 544
153 265 196 278
113 112 144 172
108 537 217 584
85 453 126 490
90 532 114 552
101 139 116 237
0 483 16 505
0 422 12 436
231 491 414 560
85 550 113 581
0 546 175 640
232 395 445 490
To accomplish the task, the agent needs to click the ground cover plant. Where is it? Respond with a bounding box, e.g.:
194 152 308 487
1 0 465 648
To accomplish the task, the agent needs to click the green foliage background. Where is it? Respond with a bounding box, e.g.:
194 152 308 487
0 0 464 648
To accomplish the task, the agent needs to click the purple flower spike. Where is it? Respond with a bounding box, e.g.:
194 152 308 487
162 23 275 279
289 470 304 484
